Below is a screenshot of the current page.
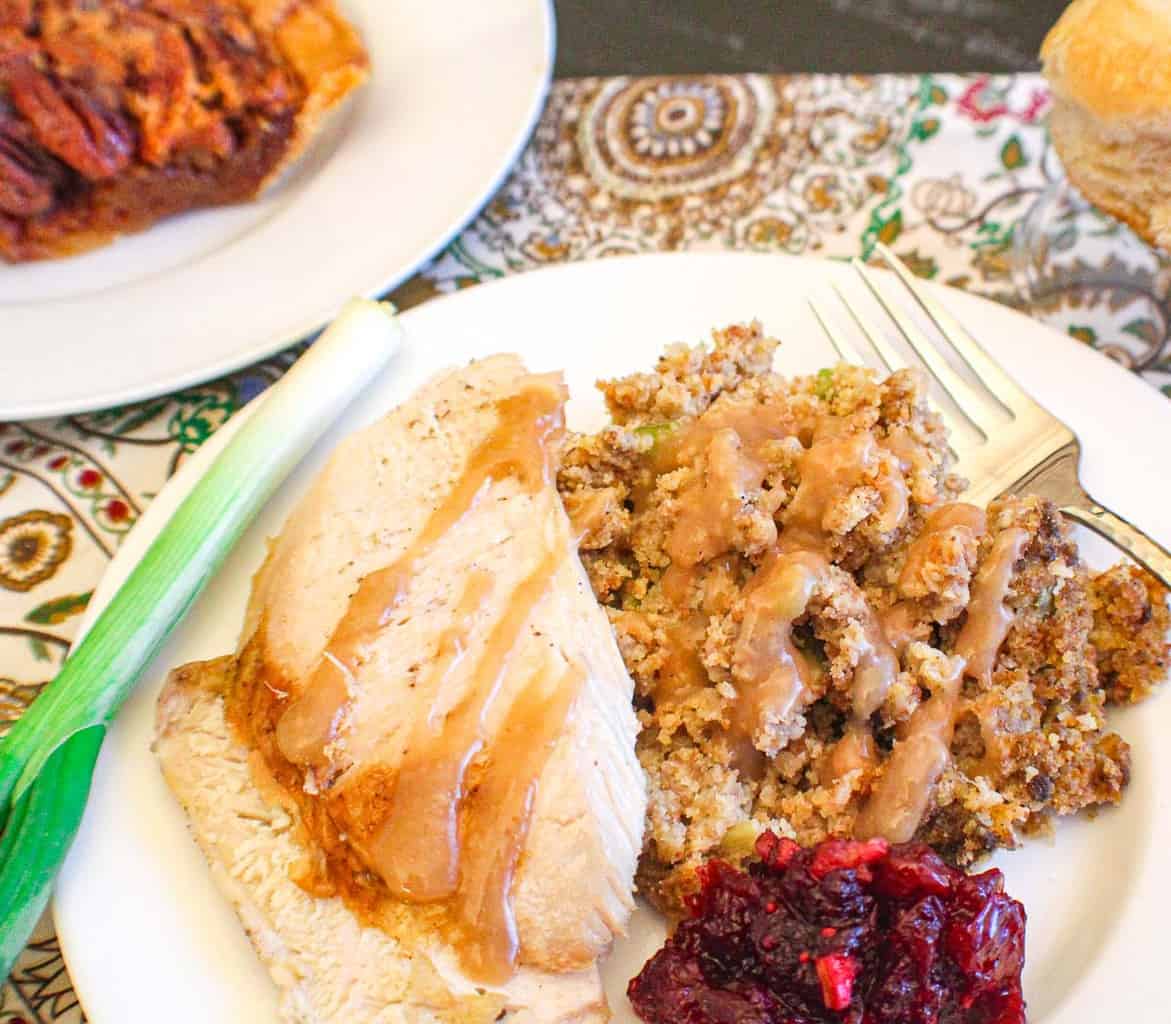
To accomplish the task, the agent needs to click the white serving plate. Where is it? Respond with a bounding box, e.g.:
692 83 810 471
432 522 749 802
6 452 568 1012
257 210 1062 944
56 252 1171 1023
0 0 553 420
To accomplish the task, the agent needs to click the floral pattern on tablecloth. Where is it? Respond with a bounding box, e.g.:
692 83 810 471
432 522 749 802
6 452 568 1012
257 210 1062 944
3 72 1169 1020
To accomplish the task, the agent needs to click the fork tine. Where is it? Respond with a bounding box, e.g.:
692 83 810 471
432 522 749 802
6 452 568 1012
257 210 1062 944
808 296 867 365
874 242 1028 417
830 283 901 373
808 290 982 466
850 258 1000 439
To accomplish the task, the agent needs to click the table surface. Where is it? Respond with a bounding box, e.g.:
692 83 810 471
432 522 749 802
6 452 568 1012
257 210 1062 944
553 0 1072 76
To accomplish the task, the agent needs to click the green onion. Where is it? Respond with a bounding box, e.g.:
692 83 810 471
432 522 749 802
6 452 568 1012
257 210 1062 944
0 298 402 978
0 728 101 977
633 421 677 446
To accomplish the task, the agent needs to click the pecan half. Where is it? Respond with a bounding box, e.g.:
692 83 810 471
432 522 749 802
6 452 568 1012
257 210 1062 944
0 114 59 216
0 0 33 32
0 24 36 64
8 64 134 180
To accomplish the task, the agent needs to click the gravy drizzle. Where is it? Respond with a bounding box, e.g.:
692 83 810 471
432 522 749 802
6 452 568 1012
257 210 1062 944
455 660 584 983
781 432 908 553
855 654 964 842
879 601 923 654
732 551 898 754
880 502 987 652
666 427 762 566
823 567 900 787
855 516 1026 841
896 502 986 595
825 720 879 784
656 615 710 707
362 547 561 902
850 611 901 723
732 552 823 747
269 375 580 983
955 526 1030 686
662 398 793 567
275 375 566 766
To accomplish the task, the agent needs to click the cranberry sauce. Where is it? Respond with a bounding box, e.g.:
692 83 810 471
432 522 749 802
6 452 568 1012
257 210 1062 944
628 833 1026 1024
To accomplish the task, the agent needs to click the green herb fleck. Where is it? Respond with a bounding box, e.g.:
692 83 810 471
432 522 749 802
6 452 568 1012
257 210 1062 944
814 368 836 401
633 421 677 446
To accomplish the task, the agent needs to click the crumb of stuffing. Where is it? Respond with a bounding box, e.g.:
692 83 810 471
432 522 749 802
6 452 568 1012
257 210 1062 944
558 323 1170 912
1089 564 1170 703
599 322 779 425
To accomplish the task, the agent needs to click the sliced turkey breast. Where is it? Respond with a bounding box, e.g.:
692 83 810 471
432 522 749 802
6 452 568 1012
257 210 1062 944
155 656 608 1024
154 354 645 1021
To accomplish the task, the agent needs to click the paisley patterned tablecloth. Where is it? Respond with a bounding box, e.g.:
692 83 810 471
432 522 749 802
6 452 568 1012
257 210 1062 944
3 71 1170 1022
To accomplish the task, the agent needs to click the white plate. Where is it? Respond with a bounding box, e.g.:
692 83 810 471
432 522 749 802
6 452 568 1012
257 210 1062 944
55 253 1171 1023
0 0 553 421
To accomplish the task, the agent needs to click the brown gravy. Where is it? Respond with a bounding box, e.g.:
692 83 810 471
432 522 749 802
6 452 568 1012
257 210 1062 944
880 501 987 651
897 502 986 596
956 527 1030 685
880 601 924 654
656 392 794 475
449 661 584 983
850 610 901 723
665 428 760 565
854 516 1026 841
663 396 793 566
731 551 898 754
362 548 560 904
855 655 964 842
275 375 566 765
657 616 711 706
731 552 823 746
824 720 879 784
659 562 697 608
781 432 908 552
881 424 925 472
261 375 586 983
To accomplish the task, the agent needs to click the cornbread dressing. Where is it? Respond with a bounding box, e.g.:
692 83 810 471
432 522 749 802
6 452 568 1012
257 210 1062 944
556 322 1170 911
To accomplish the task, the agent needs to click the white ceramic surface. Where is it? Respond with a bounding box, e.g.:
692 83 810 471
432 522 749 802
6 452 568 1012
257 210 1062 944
55 253 1171 1023
0 0 553 420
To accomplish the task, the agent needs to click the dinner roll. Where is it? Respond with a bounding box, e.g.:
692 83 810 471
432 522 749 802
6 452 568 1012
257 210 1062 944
1041 0 1171 250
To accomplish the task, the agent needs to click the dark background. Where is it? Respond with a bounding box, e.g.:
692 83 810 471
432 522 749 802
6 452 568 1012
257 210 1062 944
554 0 1072 76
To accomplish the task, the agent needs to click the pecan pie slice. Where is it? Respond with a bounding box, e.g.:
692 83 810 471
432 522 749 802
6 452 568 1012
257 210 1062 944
0 0 368 261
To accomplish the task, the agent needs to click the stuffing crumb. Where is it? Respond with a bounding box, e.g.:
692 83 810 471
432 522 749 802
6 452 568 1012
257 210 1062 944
1089 563 1170 703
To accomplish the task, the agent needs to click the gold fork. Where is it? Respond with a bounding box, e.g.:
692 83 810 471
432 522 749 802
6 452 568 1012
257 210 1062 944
808 242 1171 588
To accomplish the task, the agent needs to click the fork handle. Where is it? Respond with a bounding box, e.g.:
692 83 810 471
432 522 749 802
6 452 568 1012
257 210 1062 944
1061 502 1171 590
